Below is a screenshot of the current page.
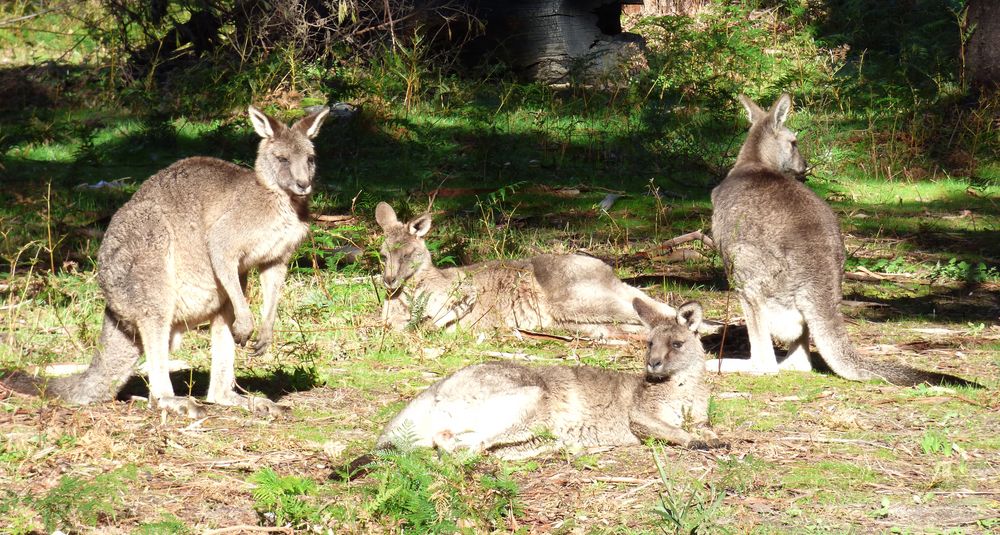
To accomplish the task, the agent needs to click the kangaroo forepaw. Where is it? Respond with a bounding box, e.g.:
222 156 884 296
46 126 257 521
251 337 270 357
154 396 207 419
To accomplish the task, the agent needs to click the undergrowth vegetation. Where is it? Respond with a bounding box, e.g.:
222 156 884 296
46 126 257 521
0 0 997 532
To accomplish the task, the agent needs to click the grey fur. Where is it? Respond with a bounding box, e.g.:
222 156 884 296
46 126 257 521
375 202 677 337
708 93 980 388
376 301 716 459
4 106 330 415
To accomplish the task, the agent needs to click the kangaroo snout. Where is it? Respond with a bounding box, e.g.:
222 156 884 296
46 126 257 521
382 273 402 291
291 178 312 196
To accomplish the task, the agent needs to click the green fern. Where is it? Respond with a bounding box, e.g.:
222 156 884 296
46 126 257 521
33 465 137 533
248 468 318 528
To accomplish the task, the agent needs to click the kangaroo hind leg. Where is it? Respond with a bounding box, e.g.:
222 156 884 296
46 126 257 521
705 295 779 374
206 309 287 416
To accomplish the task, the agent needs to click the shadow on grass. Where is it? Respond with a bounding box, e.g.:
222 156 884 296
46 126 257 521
116 365 323 403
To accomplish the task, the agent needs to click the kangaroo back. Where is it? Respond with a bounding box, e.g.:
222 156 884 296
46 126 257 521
375 202 677 335
710 94 981 388
367 300 713 464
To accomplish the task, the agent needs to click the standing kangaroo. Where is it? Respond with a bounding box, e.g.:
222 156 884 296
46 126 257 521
375 202 678 337
4 106 330 416
709 93 979 387
371 300 715 461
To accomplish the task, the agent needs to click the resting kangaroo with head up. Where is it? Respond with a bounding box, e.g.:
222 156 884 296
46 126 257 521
364 300 716 464
375 201 677 337
709 93 980 387
3 106 330 416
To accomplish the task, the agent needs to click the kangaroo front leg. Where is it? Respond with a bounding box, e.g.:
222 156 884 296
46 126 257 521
210 248 254 345
252 261 287 357
629 412 696 447
206 310 287 416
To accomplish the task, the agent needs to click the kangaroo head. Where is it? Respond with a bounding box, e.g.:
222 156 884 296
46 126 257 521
736 93 807 179
375 202 433 291
634 300 704 380
249 105 330 198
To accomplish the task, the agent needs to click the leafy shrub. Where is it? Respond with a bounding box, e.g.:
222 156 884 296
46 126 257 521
359 445 520 532
249 467 320 528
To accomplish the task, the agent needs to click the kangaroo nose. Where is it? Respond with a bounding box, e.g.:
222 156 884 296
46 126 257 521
383 274 399 290
647 358 663 372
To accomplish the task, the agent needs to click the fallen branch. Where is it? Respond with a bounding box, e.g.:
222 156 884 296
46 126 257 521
777 434 891 449
514 328 633 346
203 526 293 535
657 230 715 250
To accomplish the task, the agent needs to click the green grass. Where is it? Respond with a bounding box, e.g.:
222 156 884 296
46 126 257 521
1 1 998 533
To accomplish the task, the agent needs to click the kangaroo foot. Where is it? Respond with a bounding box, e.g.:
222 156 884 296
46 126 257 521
153 396 207 418
209 390 289 417
704 358 779 374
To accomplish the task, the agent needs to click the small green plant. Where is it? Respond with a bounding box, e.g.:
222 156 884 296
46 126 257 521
33 465 138 532
134 514 190 534
920 430 952 456
359 441 520 532
869 496 891 519
651 446 729 534
248 468 319 528
931 258 1000 283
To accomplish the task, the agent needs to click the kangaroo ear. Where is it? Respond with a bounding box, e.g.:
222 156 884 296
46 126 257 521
408 213 432 237
375 202 399 229
771 93 792 130
676 301 704 332
738 94 766 125
293 106 330 139
248 105 283 139
633 298 666 328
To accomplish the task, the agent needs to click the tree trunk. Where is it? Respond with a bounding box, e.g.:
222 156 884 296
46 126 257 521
966 0 999 87
471 0 646 83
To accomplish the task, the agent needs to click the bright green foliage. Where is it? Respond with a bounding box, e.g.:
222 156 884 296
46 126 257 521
31 465 137 533
920 430 954 457
651 447 729 534
248 468 319 528
359 445 520 533
134 514 191 535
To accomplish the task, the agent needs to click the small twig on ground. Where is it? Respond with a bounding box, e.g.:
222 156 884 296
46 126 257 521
656 230 715 250
777 434 891 449
203 526 293 535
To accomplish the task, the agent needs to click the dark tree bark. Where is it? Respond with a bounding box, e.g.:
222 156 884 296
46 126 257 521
966 0 999 87
471 0 646 83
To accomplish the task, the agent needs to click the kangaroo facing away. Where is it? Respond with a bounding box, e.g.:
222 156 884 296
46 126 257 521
3 106 330 416
709 93 980 387
366 300 716 464
375 202 678 338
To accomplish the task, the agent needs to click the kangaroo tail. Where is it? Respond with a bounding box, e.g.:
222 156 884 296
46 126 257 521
329 452 387 481
3 308 142 404
807 307 983 388
857 361 984 388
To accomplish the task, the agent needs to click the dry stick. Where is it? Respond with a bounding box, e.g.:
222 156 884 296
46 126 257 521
656 229 715 251
777 435 891 449
203 526 293 535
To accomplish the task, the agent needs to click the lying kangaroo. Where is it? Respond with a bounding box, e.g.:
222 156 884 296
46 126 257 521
368 300 716 463
709 93 979 387
375 202 677 337
4 106 330 416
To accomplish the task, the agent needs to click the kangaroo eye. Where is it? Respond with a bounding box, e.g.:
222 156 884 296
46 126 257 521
276 155 290 164
671 341 683 349
307 156 315 165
